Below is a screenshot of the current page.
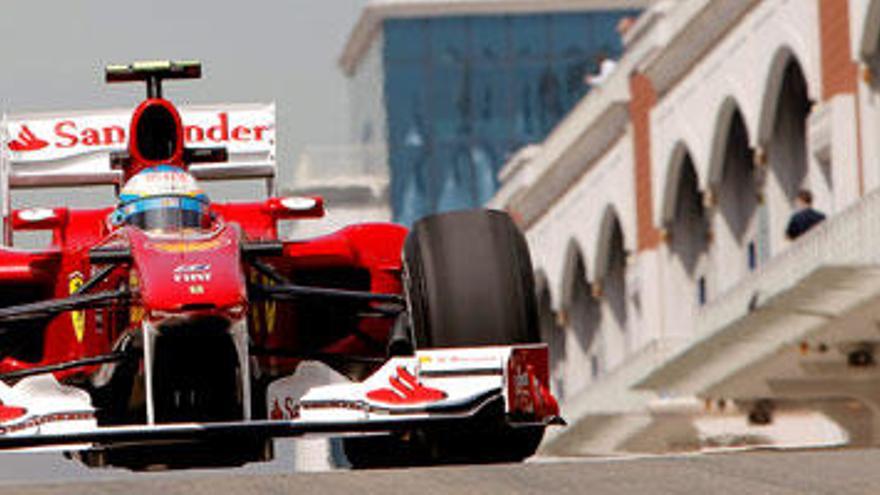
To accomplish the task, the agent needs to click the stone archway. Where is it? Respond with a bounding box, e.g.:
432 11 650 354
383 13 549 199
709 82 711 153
562 247 604 389
712 105 758 292
665 150 710 338
764 58 814 254
668 153 709 278
594 207 629 361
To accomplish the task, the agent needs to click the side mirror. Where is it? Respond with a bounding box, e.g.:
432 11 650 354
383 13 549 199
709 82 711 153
10 208 67 231
262 196 324 220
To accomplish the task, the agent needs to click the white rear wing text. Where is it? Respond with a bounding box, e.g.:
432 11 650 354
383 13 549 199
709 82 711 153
1 102 275 188
0 103 276 243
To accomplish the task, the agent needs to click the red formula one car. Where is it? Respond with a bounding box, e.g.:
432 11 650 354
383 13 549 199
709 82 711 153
0 61 560 470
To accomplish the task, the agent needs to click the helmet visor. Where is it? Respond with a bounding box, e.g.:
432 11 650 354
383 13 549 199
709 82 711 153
119 196 212 232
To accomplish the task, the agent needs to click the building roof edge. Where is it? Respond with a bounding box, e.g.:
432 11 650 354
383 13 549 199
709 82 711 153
339 0 654 76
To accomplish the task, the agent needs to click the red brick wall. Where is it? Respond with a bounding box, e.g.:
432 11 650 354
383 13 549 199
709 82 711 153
629 72 663 251
818 0 865 194
819 0 859 99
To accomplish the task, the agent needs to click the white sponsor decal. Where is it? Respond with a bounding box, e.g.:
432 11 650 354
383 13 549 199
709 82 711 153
173 264 212 283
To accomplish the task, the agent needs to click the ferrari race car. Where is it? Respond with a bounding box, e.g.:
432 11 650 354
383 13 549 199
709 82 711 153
0 61 560 470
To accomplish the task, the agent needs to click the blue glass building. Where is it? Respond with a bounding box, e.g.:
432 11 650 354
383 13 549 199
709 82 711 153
341 2 643 225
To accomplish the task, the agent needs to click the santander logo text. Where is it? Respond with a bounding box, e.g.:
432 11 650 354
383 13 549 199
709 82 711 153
8 126 49 152
7 112 272 153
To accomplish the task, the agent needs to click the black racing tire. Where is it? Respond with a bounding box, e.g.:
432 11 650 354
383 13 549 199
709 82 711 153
345 209 544 469
404 208 539 347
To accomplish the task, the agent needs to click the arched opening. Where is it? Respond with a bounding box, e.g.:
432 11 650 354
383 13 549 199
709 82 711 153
770 62 811 200
668 154 709 276
562 249 603 388
766 59 815 253
666 152 710 335
604 220 627 327
537 281 565 400
718 110 757 242
595 209 629 361
714 107 758 290
863 0 880 72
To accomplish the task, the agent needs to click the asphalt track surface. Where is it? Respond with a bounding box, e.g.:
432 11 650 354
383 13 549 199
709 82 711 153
1 446 879 495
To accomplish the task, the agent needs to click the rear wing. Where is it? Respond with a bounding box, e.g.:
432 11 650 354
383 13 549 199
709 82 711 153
1 103 275 187
0 103 275 241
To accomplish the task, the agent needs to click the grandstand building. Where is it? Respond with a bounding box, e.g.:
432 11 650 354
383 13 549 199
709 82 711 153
490 0 880 453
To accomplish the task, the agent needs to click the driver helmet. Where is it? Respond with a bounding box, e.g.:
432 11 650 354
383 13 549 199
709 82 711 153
113 164 212 232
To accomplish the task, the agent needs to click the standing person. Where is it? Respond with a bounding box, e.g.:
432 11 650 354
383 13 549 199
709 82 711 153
785 189 826 240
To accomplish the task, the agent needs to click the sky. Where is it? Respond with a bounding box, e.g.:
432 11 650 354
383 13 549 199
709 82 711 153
0 0 367 192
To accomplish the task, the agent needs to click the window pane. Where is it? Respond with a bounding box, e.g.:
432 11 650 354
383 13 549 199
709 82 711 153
386 61 430 224
430 63 470 141
537 65 563 135
393 147 431 226
380 10 644 225
512 16 548 60
557 59 590 111
472 64 511 142
471 143 499 205
512 63 544 143
385 20 427 62
430 18 468 65
386 63 429 148
551 14 590 59
472 17 508 62
434 144 475 213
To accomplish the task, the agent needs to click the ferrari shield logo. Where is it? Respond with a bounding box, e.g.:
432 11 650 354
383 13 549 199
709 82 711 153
68 272 86 343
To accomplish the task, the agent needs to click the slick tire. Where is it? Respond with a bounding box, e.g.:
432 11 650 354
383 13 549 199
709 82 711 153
403 208 539 347
344 209 544 469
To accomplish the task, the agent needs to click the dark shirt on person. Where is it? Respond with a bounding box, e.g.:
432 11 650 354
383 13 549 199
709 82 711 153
785 207 826 240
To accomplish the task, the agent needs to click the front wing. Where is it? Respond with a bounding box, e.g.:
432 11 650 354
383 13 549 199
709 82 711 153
0 344 560 451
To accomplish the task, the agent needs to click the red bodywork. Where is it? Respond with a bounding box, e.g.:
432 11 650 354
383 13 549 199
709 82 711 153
0 96 408 391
